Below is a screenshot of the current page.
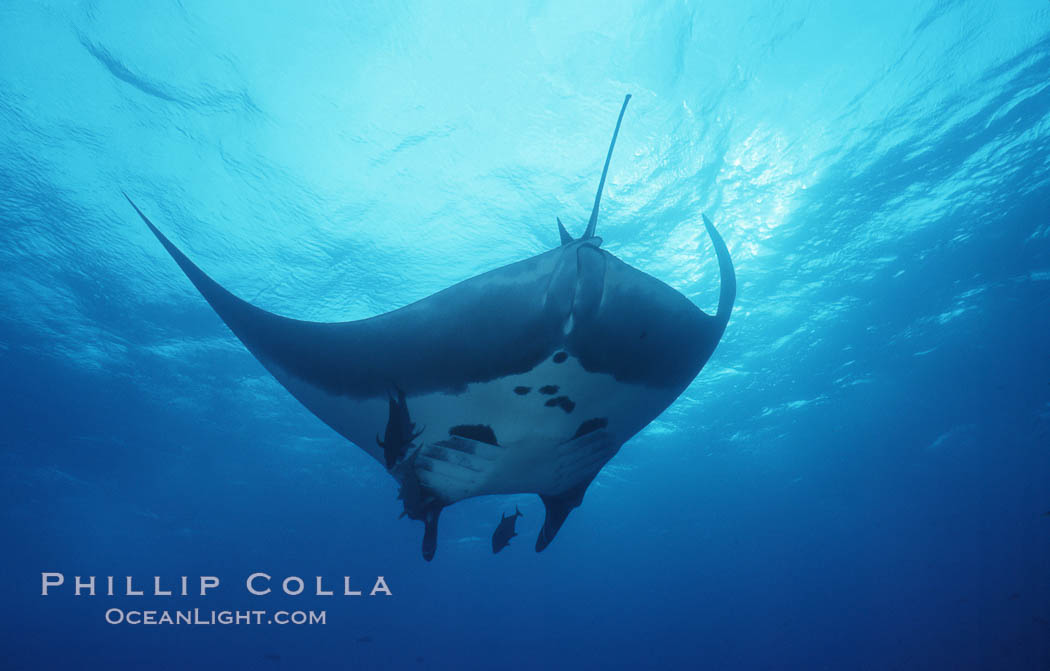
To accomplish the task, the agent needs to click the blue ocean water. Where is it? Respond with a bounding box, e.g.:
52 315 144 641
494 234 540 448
2 1 1050 669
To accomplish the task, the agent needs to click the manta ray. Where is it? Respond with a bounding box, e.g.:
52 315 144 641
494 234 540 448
127 95 736 560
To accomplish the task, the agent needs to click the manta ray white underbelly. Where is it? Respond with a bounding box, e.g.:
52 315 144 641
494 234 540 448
129 95 736 560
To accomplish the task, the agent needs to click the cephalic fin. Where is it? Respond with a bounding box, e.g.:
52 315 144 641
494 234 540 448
421 505 442 561
536 481 589 552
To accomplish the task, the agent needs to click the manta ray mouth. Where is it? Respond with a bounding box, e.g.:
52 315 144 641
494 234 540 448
128 94 736 561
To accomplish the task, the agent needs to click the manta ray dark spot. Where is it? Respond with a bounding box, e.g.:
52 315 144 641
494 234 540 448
544 396 576 413
513 386 531 395
572 417 608 439
640 330 647 339
552 351 568 363
539 385 559 395
449 424 499 446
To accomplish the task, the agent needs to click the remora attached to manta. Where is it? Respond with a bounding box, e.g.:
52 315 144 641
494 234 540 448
127 95 736 560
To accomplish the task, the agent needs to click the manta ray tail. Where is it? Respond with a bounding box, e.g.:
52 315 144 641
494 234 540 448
583 94 631 240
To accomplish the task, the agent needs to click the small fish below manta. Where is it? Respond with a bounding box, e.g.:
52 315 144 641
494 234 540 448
126 94 736 561
492 506 524 553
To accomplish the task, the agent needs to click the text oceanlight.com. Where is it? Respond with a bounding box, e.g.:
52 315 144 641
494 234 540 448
105 608 327 626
